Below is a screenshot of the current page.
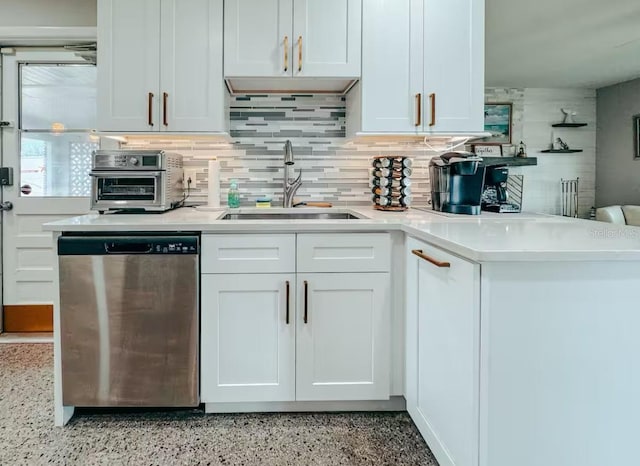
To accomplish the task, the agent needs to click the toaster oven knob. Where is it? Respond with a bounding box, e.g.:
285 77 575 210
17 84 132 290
130 157 139 166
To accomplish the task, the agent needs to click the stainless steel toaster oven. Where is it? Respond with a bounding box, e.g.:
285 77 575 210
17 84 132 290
90 150 184 213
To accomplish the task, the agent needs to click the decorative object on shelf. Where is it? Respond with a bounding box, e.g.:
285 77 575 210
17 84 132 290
541 137 583 153
634 114 640 159
561 108 576 124
552 109 587 127
516 141 527 158
555 137 570 151
561 177 579 218
371 156 412 211
472 144 502 156
483 103 512 144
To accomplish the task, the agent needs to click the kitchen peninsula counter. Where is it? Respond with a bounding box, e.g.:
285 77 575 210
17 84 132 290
44 206 640 262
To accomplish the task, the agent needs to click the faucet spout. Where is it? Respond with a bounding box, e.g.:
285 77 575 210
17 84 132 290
283 140 302 208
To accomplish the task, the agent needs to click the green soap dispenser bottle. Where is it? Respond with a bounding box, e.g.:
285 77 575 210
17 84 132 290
228 180 240 208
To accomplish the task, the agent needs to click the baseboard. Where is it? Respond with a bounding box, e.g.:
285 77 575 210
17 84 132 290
205 396 406 414
3 304 53 332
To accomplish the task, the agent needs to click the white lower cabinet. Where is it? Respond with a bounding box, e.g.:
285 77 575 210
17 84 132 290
201 232 391 405
406 237 480 466
201 273 295 402
296 273 390 401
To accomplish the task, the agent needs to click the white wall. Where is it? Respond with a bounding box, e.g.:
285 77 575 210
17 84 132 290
486 88 596 218
596 77 640 207
0 0 96 27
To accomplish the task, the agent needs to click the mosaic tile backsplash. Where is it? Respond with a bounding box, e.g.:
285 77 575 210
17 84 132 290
124 94 440 207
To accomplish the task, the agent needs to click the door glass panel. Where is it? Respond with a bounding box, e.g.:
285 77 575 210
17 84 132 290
97 177 156 201
19 63 97 197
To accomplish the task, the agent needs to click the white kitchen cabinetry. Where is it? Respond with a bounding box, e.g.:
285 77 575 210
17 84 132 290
201 274 295 402
347 0 484 136
201 232 391 407
97 0 226 132
296 273 390 401
224 0 361 88
406 237 480 466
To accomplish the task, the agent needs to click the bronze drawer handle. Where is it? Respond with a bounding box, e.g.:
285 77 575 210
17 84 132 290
163 92 168 126
284 35 289 72
298 36 303 72
411 249 450 268
415 93 421 127
429 93 436 127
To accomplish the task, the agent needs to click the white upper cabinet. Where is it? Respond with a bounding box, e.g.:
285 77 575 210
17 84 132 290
423 0 484 133
292 0 361 77
224 0 293 77
350 0 484 136
97 0 160 131
224 0 361 80
97 0 226 132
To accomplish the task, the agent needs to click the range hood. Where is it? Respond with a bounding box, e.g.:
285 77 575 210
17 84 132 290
225 77 359 95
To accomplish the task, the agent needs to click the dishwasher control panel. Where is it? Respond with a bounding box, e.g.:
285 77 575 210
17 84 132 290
58 235 200 255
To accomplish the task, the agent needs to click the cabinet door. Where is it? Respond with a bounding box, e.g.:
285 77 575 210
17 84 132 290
423 0 484 133
296 273 390 401
292 0 361 78
224 0 293 77
201 274 295 402
97 0 161 131
361 0 423 133
406 239 480 466
160 0 226 132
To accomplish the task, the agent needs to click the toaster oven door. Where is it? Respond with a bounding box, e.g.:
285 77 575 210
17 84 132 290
90 171 165 211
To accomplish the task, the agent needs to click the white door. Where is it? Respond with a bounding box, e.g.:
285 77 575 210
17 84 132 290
201 274 296 402
97 0 161 131
423 0 484 133
409 240 480 466
223 0 293 77
160 0 226 132
292 0 361 77
1 50 95 309
296 273 390 401
360 0 423 133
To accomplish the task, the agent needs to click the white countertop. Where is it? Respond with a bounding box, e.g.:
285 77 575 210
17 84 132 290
43 207 640 262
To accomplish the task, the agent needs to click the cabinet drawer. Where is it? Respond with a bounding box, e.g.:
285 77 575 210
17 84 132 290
202 234 295 273
297 233 390 273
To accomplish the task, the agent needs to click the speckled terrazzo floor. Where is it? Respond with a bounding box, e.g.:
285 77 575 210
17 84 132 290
0 344 438 466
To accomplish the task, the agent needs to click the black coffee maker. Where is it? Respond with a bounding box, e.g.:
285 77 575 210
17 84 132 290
481 165 521 213
429 152 486 215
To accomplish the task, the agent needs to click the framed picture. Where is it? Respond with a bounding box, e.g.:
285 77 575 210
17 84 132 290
483 103 512 144
634 114 640 159
472 144 502 156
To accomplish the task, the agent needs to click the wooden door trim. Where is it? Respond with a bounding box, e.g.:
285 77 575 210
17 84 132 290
3 305 53 332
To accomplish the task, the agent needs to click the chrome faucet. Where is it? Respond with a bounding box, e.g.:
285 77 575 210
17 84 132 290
283 140 302 208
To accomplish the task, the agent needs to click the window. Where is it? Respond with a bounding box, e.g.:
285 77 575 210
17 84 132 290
19 63 97 197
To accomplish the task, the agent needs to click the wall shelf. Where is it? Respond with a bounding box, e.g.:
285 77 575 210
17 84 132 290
540 149 583 153
552 123 588 128
482 156 538 167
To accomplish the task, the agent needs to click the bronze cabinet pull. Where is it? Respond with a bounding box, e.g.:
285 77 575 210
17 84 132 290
411 249 450 268
284 35 289 72
303 280 308 324
415 93 422 127
298 36 302 72
147 92 154 126
285 280 290 324
429 92 436 127
163 92 168 127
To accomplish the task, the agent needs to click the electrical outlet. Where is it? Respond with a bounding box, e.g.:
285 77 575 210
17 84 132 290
183 169 198 190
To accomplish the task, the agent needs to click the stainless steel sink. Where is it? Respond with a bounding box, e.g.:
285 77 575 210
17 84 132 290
221 212 363 220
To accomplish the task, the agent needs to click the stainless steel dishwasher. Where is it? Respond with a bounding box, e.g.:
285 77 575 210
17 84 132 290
58 234 199 407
